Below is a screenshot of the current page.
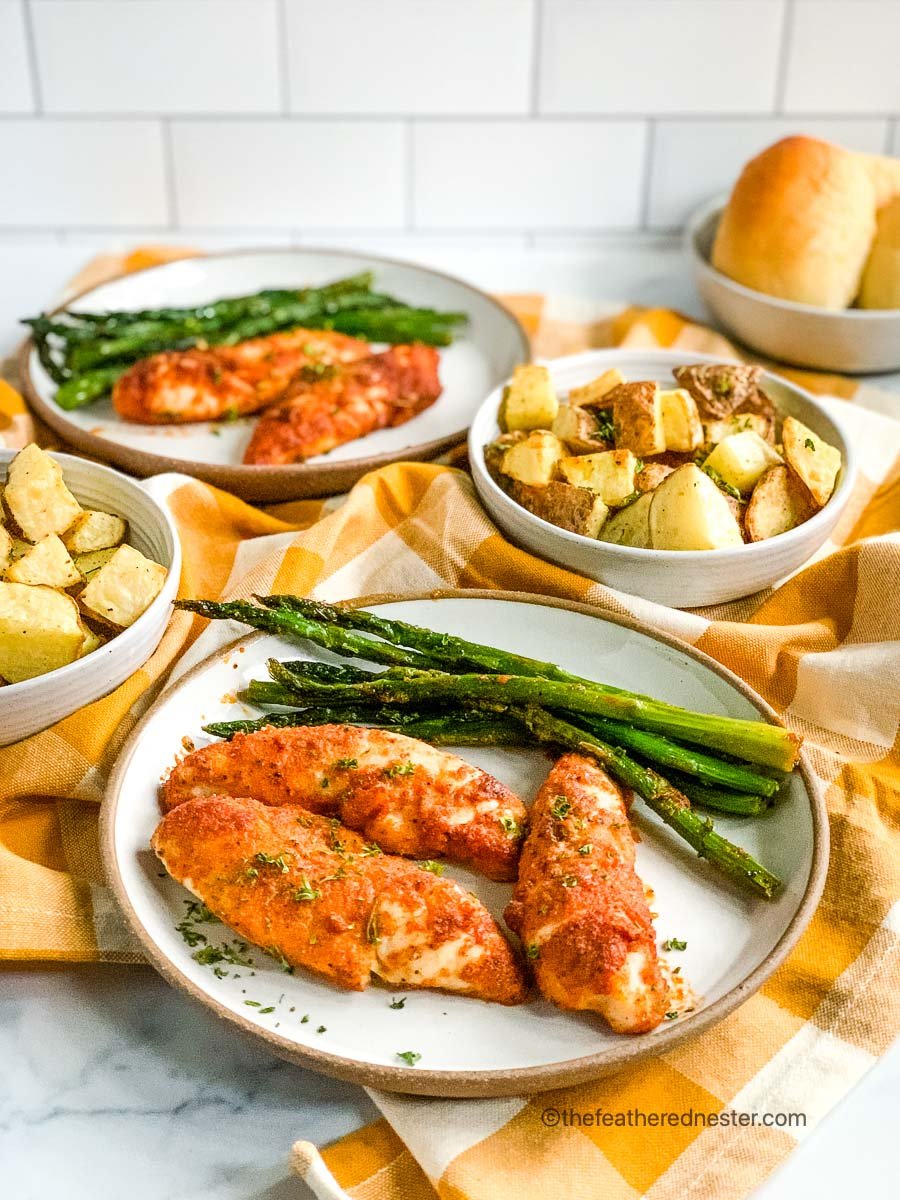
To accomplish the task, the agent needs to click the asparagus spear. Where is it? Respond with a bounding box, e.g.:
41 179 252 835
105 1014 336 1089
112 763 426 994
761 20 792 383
175 599 448 670
263 658 798 772
670 775 774 818
518 708 781 899
55 366 128 411
204 704 525 745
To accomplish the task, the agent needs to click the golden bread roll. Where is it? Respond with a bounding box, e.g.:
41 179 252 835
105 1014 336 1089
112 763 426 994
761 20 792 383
858 194 900 309
712 136 876 309
856 151 900 211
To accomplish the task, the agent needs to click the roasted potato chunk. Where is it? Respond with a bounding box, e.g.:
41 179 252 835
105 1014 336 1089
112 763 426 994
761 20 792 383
635 461 674 493
558 449 638 506
782 416 842 508
745 465 815 542
5 534 82 588
510 481 609 538
704 412 771 446
78 544 168 630
673 363 768 421
702 431 783 496
649 464 744 551
660 388 703 453
568 368 625 409
4 444 82 542
500 431 566 486
72 546 120 581
0 582 85 683
62 509 127 555
0 524 11 573
599 492 653 548
79 627 107 658
609 381 666 457
552 404 608 453
499 365 559 432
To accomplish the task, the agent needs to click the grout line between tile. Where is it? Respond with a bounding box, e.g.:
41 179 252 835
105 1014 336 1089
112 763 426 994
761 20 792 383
774 0 795 114
160 118 178 228
21 0 43 114
639 119 656 230
405 120 415 231
530 0 543 116
276 0 291 113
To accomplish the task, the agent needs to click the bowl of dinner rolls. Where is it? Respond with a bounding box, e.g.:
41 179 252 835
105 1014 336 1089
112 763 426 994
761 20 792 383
686 136 900 372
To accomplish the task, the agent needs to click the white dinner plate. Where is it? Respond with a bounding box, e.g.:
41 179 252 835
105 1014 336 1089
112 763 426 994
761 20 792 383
102 592 827 1097
22 249 529 503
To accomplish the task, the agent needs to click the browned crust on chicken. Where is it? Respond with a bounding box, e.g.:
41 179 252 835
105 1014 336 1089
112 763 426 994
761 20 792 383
161 724 526 881
243 344 442 465
152 794 525 1003
112 329 369 424
504 753 669 1034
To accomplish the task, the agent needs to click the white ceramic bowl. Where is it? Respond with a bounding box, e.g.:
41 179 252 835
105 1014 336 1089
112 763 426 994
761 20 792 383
0 450 180 744
686 198 900 373
469 348 855 608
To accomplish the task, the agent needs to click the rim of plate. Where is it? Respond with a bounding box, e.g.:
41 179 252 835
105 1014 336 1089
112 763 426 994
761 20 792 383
101 588 828 1098
19 246 531 497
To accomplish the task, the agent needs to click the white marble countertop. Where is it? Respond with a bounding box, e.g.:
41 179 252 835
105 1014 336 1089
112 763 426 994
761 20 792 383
1 238 897 1200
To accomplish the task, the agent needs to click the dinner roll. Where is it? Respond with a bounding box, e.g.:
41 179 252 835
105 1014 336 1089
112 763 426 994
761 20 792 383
858 194 900 309
712 136 876 309
857 151 900 211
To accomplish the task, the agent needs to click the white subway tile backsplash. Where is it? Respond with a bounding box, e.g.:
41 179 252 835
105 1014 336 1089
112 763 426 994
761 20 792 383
171 121 406 229
784 2 900 114
0 2 34 112
285 0 533 115
413 120 646 229
32 1 281 114
540 1 784 115
648 119 890 229
0 120 168 226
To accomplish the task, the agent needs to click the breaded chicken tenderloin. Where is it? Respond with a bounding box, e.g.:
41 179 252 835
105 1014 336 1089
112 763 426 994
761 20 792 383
504 753 669 1033
153 794 525 1004
161 724 526 881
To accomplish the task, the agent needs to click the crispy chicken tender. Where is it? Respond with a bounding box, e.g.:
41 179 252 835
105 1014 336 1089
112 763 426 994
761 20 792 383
243 343 442 465
504 753 669 1034
161 724 526 881
112 328 369 424
152 794 525 1003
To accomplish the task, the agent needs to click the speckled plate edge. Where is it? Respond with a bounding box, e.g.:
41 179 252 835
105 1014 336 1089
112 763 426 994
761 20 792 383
100 589 828 1098
19 247 531 503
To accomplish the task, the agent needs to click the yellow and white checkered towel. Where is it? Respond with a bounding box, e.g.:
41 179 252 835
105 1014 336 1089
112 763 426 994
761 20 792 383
1 250 898 1200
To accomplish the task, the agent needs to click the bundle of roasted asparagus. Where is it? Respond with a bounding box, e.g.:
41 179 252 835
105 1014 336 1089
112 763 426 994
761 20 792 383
176 596 802 900
24 272 468 411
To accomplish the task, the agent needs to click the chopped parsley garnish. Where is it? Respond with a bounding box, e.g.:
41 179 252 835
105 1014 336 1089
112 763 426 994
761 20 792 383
293 877 322 902
175 900 217 947
498 814 520 836
334 757 358 770
804 437 815 451
417 859 445 876
526 944 540 961
594 411 617 442
244 1000 261 1007
389 997 407 1010
577 843 592 856
383 761 416 778
396 1050 421 1067
702 465 742 501
320 777 330 789
550 795 571 820
193 940 253 969
663 937 687 952
317 1025 327 1034
328 818 346 855
301 1014 310 1024
255 851 290 873
265 946 294 974
366 911 381 946
243 866 259 881
665 1011 679 1020
259 1006 275 1015
361 842 382 857
560 875 578 888
300 362 338 383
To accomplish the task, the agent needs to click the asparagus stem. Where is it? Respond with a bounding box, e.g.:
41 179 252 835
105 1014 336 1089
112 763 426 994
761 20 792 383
174 599 447 670
55 365 127 410
573 714 780 797
670 775 774 818
519 708 781 899
205 705 525 745
261 657 798 772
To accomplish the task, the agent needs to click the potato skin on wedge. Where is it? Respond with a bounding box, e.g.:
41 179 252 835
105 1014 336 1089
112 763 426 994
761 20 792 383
745 465 815 542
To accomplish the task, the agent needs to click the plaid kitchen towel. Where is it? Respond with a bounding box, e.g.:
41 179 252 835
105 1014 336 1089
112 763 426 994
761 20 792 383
0 248 898 1200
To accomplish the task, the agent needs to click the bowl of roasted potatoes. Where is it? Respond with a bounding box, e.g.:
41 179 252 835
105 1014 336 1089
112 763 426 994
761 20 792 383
469 349 854 607
0 444 179 743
